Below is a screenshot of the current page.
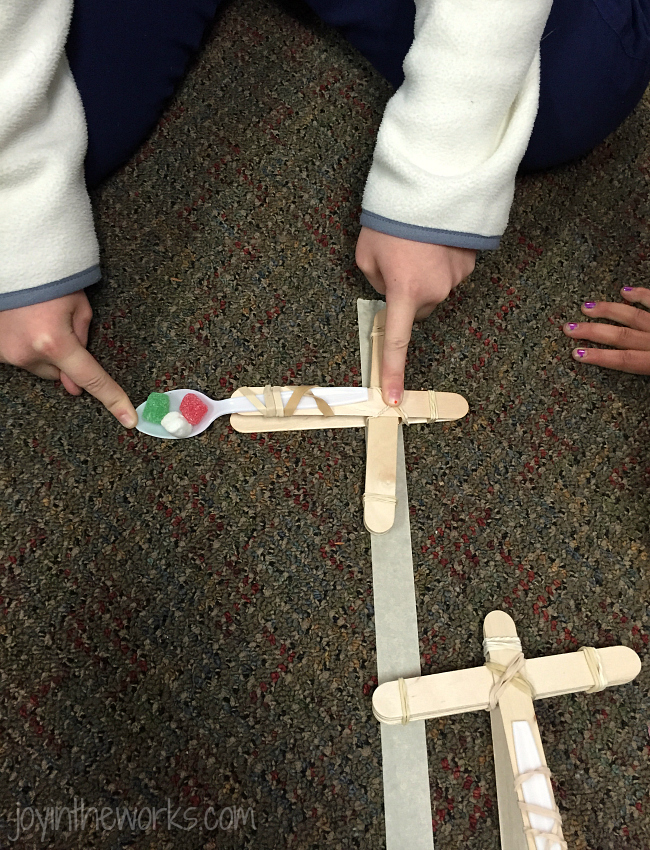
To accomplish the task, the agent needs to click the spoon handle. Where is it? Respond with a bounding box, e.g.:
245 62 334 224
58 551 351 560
215 387 369 417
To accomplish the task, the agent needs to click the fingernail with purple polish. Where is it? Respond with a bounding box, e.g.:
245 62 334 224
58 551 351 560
623 287 633 292
566 323 578 331
583 302 596 309
574 349 586 359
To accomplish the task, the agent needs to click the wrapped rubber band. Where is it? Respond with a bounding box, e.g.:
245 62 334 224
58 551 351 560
239 386 268 414
428 391 438 422
483 636 523 655
371 401 410 425
485 653 534 710
282 385 334 417
580 646 606 693
514 765 552 788
363 493 398 505
239 385 335 418
484 635 566 850
398 677 410 725
520 803 568 850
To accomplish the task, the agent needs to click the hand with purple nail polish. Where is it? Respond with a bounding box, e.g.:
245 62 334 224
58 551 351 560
563 287 650 374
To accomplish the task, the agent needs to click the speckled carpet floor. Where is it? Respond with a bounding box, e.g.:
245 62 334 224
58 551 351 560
1 1 649 847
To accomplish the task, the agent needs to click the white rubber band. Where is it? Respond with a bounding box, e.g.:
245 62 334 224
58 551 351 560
482 635 523 656
363 493 398 505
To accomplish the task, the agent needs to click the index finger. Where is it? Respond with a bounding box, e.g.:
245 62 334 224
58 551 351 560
381 296 418 405
50 336 137 427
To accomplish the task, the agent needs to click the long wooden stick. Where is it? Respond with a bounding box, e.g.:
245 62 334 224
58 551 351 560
372 644 640 723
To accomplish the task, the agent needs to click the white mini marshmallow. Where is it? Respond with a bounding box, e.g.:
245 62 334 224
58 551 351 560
161 411 193 438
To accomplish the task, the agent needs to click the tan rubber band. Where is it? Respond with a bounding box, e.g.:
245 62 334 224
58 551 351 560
273 385 284 417
521 812 568 850
580 646 606 693
428 391 438 422
370 400 410 426
514 765 552 788
516 754 568 849
283 385 335 417
518 801 562 823
264 385 279 416
483 635 522 655
485 653 535 710
398 677 410 725
483 636 566 849
239 385 335 418
239 386 269 414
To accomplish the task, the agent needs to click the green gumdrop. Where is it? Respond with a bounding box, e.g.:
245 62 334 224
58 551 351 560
142 392 170 424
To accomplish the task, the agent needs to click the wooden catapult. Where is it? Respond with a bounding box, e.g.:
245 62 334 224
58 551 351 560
228 305 642 848
373 610 640 849
228 308 469 533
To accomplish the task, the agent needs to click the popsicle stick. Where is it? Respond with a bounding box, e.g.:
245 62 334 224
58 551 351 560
228 387 468 433
485 611 563 850
362 309 399 533
372 645 641 723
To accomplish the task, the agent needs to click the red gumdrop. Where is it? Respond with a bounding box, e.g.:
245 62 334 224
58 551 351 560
180 392 208 425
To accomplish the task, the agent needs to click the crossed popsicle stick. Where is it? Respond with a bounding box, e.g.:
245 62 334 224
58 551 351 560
229 309 469 533
373 611 641 850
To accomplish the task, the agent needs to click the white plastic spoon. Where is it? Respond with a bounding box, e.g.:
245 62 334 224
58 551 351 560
135 387 369 439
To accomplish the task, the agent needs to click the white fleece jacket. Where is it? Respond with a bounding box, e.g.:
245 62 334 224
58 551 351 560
0 0 552 310
0 0 99 310
361 0 554 249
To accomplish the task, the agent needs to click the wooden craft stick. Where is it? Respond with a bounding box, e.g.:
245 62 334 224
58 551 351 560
364 309 400 533
228 386 468 432
483 612 562 850
372 644 641 723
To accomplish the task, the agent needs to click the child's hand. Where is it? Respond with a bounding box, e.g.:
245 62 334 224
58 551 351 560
0 292 138 426
563 287 650 374
356 227 476 403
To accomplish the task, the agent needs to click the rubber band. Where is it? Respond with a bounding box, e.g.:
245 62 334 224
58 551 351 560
272 385 284 417
484 636 566 850
370 401 410 425
485 653 534 710
263 385 278 417
398 677 410 725
239 386 269 414
483 635 522 655
514 765 552 788
239 385 335 418
428 391 438 422
363 493 398 505
520 800 568 850
580 646 606 693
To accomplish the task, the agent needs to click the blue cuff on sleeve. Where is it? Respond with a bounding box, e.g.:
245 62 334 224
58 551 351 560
0 265 101 311
360 210 501 251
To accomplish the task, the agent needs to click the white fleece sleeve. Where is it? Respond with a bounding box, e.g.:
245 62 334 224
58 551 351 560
0 0 100 310
360 0 553 250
